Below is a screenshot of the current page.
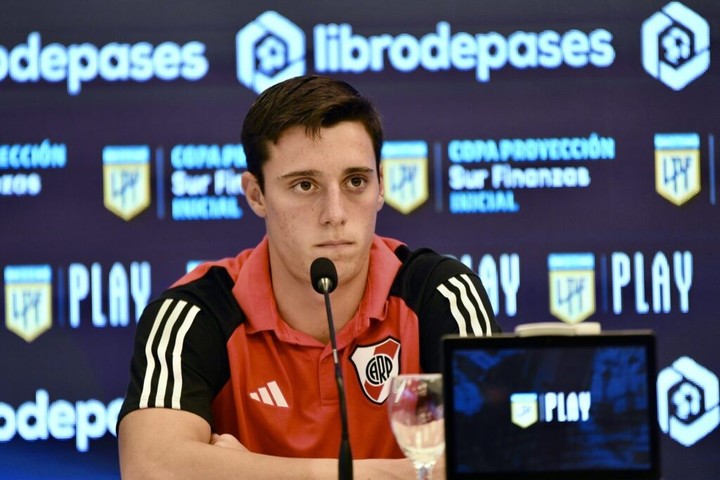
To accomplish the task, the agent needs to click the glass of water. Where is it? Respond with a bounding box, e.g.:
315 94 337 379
388 373 445 480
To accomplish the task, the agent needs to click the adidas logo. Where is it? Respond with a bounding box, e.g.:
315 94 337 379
249 380 289 408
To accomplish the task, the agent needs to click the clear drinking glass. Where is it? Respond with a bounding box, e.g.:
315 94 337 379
387 373 445 480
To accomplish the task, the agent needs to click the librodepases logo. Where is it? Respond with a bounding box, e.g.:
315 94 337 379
236 11 306 94
0 32 209 95
236 11 616 94
642 2 710 91
657 356 719 446
0 390 123 452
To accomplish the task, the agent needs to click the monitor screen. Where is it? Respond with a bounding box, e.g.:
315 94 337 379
443 333 660 479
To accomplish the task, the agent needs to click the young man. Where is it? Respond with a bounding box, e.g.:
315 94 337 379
117 75 500 479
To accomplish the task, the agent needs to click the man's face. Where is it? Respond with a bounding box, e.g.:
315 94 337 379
242 121 384 288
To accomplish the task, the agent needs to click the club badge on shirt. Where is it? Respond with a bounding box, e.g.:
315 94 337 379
350 337 401 404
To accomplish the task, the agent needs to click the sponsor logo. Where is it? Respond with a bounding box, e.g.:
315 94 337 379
0 139 67 197
510 393 539 428
169 143 246 221
0 32 208 95
66 261 151 328
102 145 151 221
447 133 614 215
610 250 692 315
548 253 596 324
381 141 428 214
235 12 616 93
511 391 591 429
350 337 401 404
0 389 123 453
642 2 710 91
4 265 53 342
236 11 306 94
657 356 719 446
456 252 521 318
654 133 701 206
314 21 614 82
2 262 151 339
249 380 289 408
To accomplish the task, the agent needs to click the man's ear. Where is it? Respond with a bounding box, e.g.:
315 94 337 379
242 171 267 218
377 162 385 211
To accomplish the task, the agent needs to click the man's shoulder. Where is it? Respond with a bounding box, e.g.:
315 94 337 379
393 244 465 278
170 264 236 299
390 244 471 299
157 262 248 332
376 235 451 272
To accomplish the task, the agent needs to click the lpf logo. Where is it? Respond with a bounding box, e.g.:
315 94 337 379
4 265 53 342
657 356 719 447
102 145 151 221
642 2 710 91
548 253 596 324
654 133 701 206
236 11 306 94
511 393 539 428
381 141 429 215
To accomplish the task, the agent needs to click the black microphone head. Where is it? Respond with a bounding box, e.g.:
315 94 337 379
310 257 338 294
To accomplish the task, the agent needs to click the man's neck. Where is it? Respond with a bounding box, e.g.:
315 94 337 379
271 264 368 344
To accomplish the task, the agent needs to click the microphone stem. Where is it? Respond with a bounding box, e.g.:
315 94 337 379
323 290 353 480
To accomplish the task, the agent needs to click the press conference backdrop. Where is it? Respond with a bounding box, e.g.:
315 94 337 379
1 0 718 478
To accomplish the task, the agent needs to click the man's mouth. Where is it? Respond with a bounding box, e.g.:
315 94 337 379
317 240 353 248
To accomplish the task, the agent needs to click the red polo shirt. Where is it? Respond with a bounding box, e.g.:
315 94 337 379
118 235 498 459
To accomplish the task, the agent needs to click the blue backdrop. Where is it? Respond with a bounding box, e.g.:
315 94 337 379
1 1 718 478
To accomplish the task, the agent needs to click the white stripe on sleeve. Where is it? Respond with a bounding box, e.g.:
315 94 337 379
459 273 493 335
448 276 483 335
139 298 173 408
154 300 188 407
437 283 468 336
171 305 200 409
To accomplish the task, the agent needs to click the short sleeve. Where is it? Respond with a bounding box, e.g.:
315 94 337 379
392 247 501 372
117 266 244 427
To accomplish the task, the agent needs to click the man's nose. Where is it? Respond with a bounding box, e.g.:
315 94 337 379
320 185 347 225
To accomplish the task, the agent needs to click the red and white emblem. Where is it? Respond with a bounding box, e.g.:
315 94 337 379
350 337 401 404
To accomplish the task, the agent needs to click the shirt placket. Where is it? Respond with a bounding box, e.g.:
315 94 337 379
318 345 340 404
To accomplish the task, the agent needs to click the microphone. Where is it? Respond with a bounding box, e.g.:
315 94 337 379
310 257 353 480
311 257 338 295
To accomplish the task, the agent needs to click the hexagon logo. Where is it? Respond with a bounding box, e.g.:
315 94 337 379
236 11 306 94
642 2 710 91
657 356 719 447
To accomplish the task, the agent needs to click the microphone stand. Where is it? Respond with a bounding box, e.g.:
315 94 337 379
321 285 353 480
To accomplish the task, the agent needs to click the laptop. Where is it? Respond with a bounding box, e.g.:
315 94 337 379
441 330 661 479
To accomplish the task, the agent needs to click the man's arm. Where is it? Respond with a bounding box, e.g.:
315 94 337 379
118 408 420 480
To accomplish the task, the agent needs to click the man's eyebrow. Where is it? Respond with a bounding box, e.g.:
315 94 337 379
278 166 375 180
278 169 321 180
345 167 376 175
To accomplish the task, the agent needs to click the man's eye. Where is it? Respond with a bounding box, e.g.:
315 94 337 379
297 181 313 191
349 176 366 188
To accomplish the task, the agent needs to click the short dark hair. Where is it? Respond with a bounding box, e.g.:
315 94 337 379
241 75 384 190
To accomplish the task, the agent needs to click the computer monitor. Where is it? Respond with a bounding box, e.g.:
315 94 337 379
442 331 661 479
